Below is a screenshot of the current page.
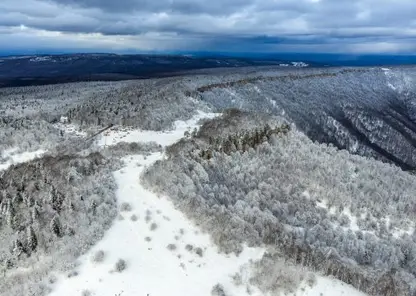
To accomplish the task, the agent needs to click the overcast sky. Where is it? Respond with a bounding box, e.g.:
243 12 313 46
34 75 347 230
1 0 416 54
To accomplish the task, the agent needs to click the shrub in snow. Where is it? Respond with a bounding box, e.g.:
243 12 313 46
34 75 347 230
185 244 194 252
211 284 227 296
48 275 57 284
145 210 152 223
195 247 203 257
150 223 158 231
130 214 138 222
120 202 132 212
68 270 79 278
115 259 127 273
91 250 105 263
82 289 92 296
167 244 177 251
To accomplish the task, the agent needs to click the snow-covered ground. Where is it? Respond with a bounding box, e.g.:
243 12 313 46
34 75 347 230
96 111 219 147
0 147 46 171
293 276 366 296
45 111 366 296
49 153 265 296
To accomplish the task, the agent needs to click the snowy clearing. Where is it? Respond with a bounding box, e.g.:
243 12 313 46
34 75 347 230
96 111 219 148
0 148 46 171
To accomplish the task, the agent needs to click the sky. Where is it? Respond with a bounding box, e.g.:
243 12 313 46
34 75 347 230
1 0 416 55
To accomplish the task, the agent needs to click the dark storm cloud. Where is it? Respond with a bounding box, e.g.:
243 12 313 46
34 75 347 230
0 0 415 53
49 0 253 15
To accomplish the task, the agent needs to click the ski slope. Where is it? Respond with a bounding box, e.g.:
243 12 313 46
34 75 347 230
47 111 367 296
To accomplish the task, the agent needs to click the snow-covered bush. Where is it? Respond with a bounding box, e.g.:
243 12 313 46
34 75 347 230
120 202 132 212
211 284 227 296
91 250 105 263
115 259 127 273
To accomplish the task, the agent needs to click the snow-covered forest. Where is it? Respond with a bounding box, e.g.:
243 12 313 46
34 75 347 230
143 109 416 295
0 65 415 295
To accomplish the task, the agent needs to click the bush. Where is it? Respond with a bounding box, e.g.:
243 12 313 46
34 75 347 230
167 244 177 251
211 284 227 296
92 250 105 263
120 202 132 212
115 259 127 273
195 247 203 257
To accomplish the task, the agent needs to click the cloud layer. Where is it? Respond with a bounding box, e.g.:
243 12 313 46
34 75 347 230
1 0 416 53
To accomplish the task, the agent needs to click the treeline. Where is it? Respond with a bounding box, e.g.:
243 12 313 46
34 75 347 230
195 71 365 93
199 124 290 159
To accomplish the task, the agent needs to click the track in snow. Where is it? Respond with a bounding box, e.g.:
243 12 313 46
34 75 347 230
48 111 367 296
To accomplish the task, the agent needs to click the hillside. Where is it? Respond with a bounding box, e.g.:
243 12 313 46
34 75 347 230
0 65 415 295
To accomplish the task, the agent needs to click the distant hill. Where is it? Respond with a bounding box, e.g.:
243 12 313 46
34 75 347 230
0 53 317 88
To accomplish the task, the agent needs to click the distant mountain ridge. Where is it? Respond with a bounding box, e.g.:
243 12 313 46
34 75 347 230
0 53 315 88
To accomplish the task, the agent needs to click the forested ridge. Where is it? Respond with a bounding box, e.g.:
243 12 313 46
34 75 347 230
143 110 416 295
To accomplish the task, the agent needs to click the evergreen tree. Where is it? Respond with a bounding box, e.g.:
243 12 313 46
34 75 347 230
50 216 62 237
13 239 24 258
27 226 38 252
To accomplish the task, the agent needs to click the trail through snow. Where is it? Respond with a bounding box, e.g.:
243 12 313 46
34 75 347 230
49 111 267 296
48 111 366 296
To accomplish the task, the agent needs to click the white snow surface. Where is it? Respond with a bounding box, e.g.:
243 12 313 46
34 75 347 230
0 148 46 171
96 111 219 147
292 276 367 296
47 111 366 296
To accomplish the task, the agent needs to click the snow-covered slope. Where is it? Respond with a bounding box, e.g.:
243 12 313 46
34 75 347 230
46 111 366 296
0 148 46 171
49 152 265 296
293 276 367 296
